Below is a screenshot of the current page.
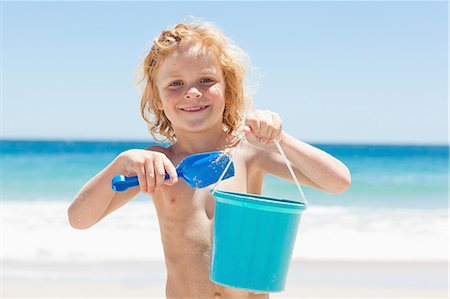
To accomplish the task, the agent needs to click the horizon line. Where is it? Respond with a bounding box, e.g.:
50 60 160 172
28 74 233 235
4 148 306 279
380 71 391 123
1 137 448 147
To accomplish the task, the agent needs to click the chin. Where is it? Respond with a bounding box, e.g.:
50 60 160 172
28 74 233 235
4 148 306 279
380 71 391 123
178 118 224 134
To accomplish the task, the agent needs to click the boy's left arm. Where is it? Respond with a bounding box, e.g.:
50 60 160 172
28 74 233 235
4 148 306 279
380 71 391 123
244 110 351 194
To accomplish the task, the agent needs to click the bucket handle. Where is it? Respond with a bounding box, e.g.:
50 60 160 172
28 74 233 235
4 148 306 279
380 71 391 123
211 134 308 205
273 139 308 205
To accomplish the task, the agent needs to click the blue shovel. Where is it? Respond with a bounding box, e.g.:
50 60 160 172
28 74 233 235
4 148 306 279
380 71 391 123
112 151 235 192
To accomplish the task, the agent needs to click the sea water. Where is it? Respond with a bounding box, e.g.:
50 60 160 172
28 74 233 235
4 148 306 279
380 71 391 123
1 140 448 263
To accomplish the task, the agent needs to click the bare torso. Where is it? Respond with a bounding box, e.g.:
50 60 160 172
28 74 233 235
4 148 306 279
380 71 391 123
150 142 269 299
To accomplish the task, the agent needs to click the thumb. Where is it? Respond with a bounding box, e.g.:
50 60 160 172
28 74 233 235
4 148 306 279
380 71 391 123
242 125 252 134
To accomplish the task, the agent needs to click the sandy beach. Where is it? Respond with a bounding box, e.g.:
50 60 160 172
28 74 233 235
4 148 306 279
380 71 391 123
2 259 447 298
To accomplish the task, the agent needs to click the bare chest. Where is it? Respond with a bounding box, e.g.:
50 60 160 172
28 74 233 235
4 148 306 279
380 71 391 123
149 153 265 296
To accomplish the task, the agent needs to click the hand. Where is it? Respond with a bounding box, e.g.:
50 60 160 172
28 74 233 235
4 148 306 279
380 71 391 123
116 149 178 194
243 109 283 150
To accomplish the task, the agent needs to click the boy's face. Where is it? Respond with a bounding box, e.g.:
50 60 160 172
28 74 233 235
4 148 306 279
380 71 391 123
156 43 226 135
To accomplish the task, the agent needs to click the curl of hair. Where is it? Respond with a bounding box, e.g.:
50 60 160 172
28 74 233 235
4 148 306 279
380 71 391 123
136 20 252 143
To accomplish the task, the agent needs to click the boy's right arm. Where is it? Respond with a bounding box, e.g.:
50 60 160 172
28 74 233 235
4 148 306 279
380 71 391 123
67 148 177 229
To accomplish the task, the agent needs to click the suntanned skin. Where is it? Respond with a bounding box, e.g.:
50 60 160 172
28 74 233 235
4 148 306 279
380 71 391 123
151 136 351 298
149 141 266 298
69 133 349 298
68 42 351 299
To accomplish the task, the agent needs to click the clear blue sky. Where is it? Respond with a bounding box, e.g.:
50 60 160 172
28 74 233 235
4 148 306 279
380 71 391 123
2 1 448 144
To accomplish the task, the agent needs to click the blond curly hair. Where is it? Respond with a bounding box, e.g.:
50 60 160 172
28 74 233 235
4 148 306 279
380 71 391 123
137 20 252 143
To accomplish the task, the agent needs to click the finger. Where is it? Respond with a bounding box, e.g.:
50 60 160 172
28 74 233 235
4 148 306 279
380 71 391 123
136 166 147 193
268 128 279 143
163 156 178 185
242 125 252 134
145 160 155 194
259 120 268 139
263 125 274 144
242 125 259 144
245 114 260 136
154 156 166 189
258 113 272 143
268 113 282 142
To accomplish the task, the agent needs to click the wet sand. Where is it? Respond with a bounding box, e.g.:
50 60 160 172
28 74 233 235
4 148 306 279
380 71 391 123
2 259 447 298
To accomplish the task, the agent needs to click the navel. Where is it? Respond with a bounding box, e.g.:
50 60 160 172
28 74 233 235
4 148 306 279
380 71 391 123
213 292 222 299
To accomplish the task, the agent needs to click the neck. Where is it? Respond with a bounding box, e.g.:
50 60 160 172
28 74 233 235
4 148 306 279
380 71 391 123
170 127 232 156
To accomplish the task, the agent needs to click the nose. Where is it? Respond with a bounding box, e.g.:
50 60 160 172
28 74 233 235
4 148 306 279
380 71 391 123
184 86 202 99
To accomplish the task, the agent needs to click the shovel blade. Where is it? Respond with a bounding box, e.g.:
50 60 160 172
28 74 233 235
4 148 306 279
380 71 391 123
179 151 235 188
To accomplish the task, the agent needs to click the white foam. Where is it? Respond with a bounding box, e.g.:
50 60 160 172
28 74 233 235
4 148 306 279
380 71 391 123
294 205 448 262
2 201 448 262
2 200 164 262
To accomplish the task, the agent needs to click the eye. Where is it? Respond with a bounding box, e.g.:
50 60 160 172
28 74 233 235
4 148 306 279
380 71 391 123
169 80 183 87
200 78 215 84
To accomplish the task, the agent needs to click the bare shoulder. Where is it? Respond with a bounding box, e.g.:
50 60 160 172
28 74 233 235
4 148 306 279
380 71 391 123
145 144 169 154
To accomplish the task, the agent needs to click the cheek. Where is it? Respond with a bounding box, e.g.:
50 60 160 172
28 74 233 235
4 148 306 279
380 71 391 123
207 84 225 100
160 89 183 106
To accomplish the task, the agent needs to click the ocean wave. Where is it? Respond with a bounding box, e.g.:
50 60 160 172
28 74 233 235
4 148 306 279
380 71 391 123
3 201 447 263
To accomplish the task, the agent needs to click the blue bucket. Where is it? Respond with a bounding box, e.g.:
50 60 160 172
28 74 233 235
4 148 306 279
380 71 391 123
210 190 307 293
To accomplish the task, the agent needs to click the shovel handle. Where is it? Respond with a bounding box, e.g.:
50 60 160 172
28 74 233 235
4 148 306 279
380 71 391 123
112 173 172 192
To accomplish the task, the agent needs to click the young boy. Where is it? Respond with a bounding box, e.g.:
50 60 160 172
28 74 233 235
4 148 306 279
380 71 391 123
68 21 351 299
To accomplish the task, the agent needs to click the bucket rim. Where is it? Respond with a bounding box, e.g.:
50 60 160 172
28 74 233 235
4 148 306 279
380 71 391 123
211 190 307 213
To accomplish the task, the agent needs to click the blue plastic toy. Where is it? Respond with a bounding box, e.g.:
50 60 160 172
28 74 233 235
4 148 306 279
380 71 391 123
112 151 235 191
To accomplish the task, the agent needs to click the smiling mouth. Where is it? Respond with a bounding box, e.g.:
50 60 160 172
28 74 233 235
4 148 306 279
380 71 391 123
179 105 210 112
